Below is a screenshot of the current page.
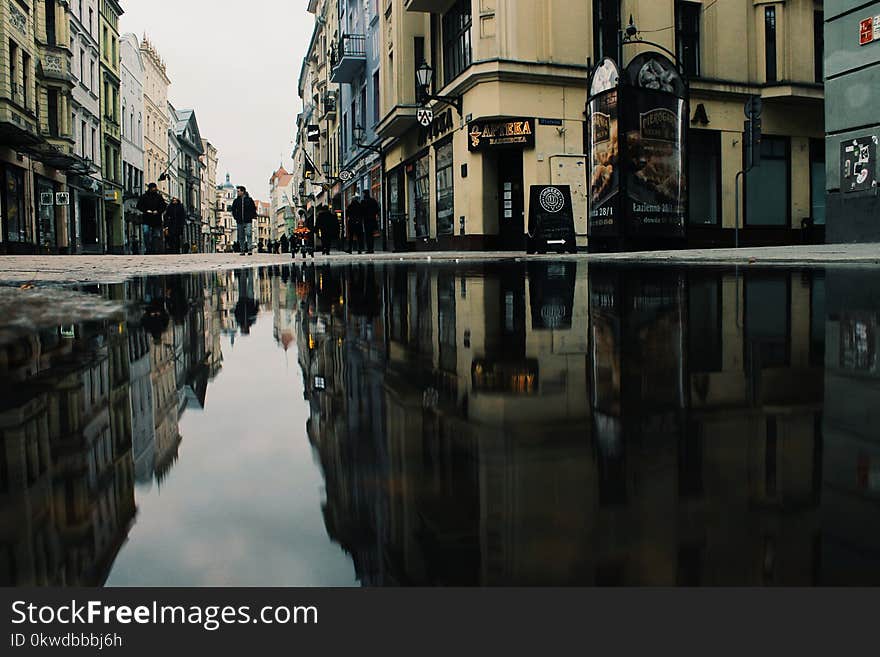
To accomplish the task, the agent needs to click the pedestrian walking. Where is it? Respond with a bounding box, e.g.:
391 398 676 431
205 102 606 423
361 190 380 254
164 197 187 255
231 186 257 256
317 204 338 256
346 193 364 254
136 183 167 254
280 233 290 254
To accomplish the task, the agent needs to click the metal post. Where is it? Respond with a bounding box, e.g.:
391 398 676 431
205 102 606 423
734 169 744 249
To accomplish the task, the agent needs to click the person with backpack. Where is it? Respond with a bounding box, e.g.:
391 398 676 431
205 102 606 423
231 185 257 256
136 183 167 254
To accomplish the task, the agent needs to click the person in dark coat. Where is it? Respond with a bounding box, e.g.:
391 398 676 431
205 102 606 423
280 233 290 254
137 183 167 254
346 194 364 254
316 205 338 256
163 198 187 255
231 186 257 255
361 190 380 254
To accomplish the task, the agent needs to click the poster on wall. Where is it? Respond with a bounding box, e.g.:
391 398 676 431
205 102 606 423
621 54 688 239
588 59 621 237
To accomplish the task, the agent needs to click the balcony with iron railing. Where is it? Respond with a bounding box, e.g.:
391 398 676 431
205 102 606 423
330 34 366 84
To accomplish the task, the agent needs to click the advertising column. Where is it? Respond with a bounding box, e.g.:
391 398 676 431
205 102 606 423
588 54 688 252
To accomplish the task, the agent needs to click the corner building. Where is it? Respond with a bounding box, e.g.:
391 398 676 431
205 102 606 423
373 0 825 251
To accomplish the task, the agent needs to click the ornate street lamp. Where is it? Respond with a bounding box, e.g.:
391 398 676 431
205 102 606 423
353 124 382 155
414 61 462 115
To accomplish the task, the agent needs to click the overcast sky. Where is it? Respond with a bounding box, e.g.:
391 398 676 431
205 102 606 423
121 1 313 202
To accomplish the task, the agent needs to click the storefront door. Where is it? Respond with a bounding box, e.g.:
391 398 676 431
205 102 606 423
2 165 27 245
498 155 525 250
80 195 100 250
36 176 56 250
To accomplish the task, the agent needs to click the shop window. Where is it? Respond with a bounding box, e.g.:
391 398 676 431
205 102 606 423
435 140 454 237
411 155 430 239
594 0 620 63
442 0 472 86
3 166 26 243
810 139 826 225
745 136 789 227
765 6 777 83
677 1 701 78
688 130 720 226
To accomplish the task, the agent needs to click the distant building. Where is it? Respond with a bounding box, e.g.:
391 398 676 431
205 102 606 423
172 108 205 251
99 0 124 253
269 165 295 239
120 33 145 253
216 173 237 252
201 140 219 252
141 37 170 191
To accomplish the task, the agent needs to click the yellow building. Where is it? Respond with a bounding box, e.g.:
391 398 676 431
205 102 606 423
99 0 123 252
141 37 170 192
328 0 825 251
1 1 95 254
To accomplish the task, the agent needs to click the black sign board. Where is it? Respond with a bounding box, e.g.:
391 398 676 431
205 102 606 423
587 53 688 248
841 136 877 193
306 125 320 142
468 118 535 152
418 108 454 147
527 185 577 253
528 262 577 330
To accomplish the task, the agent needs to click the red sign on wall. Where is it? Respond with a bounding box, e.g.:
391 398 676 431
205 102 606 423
861 17 876 46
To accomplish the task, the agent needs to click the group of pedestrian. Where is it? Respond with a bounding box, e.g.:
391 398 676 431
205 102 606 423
345 190 381 255
136 183 189 255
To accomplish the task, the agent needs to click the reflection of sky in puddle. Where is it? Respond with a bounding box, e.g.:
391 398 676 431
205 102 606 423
106 312 357 587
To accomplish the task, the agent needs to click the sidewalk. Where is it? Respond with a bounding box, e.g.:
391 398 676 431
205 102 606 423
0 243 878 283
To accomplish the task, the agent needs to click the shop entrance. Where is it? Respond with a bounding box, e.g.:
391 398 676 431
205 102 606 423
80 196 100 251
498 155 525 250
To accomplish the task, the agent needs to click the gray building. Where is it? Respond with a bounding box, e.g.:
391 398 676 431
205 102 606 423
825 1 880 242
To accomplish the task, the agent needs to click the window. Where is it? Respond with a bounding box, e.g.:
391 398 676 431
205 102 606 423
81 120 87 156
47 89 59 137
814 10 823 83
677 1 701 78
689 130 721 226
372 70 380 125
9 41 17 104
414 36 425 99
21 52 29 109
442 0 472 85
90 60 95 91
359 86 367 134
45 0 57 47
92 127 97 160
765 7 777 83
436 139 454 236
810 139 826 226
89 8 94 36
746 136 789 226
594 0 620 63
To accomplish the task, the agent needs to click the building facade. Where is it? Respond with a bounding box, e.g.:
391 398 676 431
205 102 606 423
99 0 123 253
171 108 204 252
68 0 104 254
824 0 879 242
293 0 826 252
140 36 169 191
120 32 143 253
201 139 219 252
269 165 294 240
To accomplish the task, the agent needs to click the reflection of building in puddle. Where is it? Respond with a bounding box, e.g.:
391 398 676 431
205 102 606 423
0 319 135 586
295 263 849 585
821 271 880 585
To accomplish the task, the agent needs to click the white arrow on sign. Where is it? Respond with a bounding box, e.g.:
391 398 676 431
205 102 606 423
417 108 434 127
